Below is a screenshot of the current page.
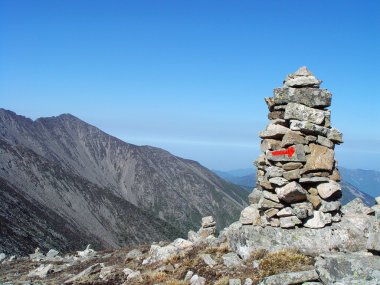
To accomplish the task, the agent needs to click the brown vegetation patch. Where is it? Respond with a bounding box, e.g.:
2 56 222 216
258 249 313 277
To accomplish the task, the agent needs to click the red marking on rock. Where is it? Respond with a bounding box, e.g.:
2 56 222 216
271 147 295 158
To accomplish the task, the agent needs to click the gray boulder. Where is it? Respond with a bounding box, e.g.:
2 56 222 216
275 182 307 204
319 200 341 213
201 254 217 268
260 124 290 139
273 88 331 108
28 264 56 278
341 198 374 215
284 103 328 125
258 269 319 285
125 249 143 260
223 252 243 268
225 212 373 259
64 263 102 283
367 232 380 253
317 181 341 199
240 205 261 225
280 216 302 228
315 252 380 284
142 238 193 264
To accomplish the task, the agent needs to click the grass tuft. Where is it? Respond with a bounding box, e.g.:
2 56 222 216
258 249 313 277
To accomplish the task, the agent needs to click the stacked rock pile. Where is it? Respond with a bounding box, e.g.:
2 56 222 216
198 216 216 237
242 66 344 229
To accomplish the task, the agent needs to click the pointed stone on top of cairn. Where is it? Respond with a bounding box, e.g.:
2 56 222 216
283 66 322 88
240 66 343 229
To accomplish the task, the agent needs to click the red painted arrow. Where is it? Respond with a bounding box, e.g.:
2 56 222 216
271 146 295 158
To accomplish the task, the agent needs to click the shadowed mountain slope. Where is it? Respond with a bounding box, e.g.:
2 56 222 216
0 109 248 255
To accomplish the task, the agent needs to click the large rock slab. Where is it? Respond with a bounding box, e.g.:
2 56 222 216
281 131 306 147
315 252 380 284
275 181 307 204
260 124 290 139
225 212 373 259
304 144 334 171
258 269 319 285
273 87 331 108
284 103 328 125
290 120 329 136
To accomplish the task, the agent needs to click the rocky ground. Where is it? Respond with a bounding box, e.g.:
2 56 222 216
1 199 380 285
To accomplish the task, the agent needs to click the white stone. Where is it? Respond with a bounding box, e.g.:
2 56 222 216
269 177 288 186
77 244 96 258
277 207 293 217
184 270 194 281
28 264 55 278
317 181 341 199
201 254 217 268
304 211 332 228
190 274 206 285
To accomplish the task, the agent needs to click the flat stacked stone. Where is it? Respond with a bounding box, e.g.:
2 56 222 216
242 67 343 229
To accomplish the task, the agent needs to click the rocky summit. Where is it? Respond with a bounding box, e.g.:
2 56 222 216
252 66 343 229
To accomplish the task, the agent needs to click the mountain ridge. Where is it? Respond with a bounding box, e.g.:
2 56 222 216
0 108 248 255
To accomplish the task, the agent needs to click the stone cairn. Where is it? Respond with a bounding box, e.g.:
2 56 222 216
241 66 344 229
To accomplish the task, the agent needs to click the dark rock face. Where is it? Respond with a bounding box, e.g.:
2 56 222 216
0 108 248 255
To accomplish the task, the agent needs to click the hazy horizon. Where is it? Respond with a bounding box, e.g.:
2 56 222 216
1 1 379 171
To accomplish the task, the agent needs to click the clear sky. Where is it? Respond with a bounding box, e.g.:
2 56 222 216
1 0 379 171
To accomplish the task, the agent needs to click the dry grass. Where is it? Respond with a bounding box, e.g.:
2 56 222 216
258 249 313 277
142 270 168 284
214 276 230 285
205 242 230 254
164 279 188 285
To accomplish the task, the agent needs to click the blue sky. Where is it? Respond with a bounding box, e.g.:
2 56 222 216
1 0 379 171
